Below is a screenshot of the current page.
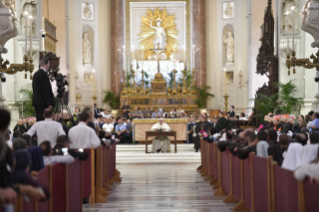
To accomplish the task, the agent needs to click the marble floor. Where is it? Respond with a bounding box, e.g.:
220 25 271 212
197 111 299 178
83 144 236 212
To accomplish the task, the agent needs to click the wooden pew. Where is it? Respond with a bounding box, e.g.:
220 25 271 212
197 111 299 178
198 138 205 173
51 163 67 212
250 153 272 212
210 142 219 186
37 166 51 212
209 142 218 185
95 146 108 203
301 177 319 212
109 143 121 182
67 158 83 212
271 162 300 212
82 148 95 204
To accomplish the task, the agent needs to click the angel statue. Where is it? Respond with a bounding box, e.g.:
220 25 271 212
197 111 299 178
150 18 167 50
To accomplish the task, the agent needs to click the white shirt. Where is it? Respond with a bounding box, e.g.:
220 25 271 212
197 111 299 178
151 122 171 131
294 162 319 181
40 67 46 72
27 119 66 146
69 122 101 149
43 155 75 165
102 123 114 133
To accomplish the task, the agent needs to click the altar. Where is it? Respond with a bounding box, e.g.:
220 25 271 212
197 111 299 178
133 119 188 143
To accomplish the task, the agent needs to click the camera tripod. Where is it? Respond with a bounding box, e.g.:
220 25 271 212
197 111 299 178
53 95 75 126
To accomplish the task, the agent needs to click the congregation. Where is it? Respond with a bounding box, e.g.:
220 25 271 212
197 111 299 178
0 106 116 210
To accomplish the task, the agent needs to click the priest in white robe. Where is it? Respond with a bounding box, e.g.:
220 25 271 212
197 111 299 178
151 118 171 153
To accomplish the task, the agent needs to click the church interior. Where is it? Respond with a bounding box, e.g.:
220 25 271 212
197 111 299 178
1 0 319 211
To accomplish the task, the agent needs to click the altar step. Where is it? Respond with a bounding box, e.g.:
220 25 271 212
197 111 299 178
116 144 200 164
116 143 195 153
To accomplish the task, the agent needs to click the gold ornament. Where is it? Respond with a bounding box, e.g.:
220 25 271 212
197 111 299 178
138 8 179 60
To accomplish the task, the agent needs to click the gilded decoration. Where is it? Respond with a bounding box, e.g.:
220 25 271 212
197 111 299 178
138 8 179 59
125 0 191 71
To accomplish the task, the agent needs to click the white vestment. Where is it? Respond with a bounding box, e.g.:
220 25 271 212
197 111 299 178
151 122 171 153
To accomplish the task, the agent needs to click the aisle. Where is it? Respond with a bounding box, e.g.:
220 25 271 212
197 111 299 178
83 145 235 212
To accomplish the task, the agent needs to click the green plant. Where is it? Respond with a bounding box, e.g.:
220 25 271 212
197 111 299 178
253 80 304 118
166 71 175 88
138 72 150 87
178 70 193 87
13 88 36 117
194 85 214 109
124 72 133 88
103 91 120 109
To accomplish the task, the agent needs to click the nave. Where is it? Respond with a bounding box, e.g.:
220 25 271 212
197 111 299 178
83 145 236 212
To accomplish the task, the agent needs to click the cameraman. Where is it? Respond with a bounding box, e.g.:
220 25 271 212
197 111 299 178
32 58 55 121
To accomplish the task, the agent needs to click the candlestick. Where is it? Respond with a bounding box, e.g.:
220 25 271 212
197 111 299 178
224 69 227 94
287 11 290 54
29 15 33 57
24 11 28 56
291 7 295 50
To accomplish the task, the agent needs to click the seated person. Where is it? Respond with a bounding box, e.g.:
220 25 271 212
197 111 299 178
203 127 219 143
217 129 234 152
122 101 130 119
56 135 89 161
114 118 127 143
142 107 152 119
12 150 50 201
237 133 257 160
40 141 75 165
130 107 143 119
102 117 114 133
68 112 101 149
151 108 162 118
169 108 176 118
239 112 248 121
151 118 171 153
125 118 134 144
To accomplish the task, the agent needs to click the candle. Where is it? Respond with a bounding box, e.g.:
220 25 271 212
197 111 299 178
132 45 135 61
92 70 96 96
24 11 28 56
286 11 290 55
122 45 125 70
193 45 195 70
224 69 227 94
291 7 295 50
29 15 33 57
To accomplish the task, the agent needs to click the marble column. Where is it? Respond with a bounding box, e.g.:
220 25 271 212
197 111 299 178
193 0 207 88
111 0 124 96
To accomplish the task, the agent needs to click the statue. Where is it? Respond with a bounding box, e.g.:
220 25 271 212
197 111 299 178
5 0 17 20
282 0 299 34
150 18 167 50
83 33 92 65
20 3 36 35
83 3 93 20
223 31 234 65
224 3 233 18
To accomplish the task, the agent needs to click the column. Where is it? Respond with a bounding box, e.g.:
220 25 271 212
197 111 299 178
111 0 124 96
193 0 207 88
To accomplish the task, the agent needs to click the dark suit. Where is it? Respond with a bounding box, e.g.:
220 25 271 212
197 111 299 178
32 68 55 121
228 110 235 118
94 108 101 119
193 121 211 149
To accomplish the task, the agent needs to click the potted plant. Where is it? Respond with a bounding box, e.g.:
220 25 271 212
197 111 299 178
194 85 214 114
103 91 120 117
13 87 36 117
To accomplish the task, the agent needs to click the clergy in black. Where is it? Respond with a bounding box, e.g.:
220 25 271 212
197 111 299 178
193 115 211 152
32 58 55 122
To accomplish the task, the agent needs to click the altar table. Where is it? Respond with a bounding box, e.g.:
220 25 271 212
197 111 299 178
145 131 177 153
133 118 188 144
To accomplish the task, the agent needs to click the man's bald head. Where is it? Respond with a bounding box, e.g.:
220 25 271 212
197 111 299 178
296 133 307 146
